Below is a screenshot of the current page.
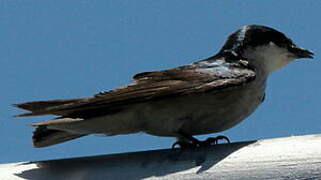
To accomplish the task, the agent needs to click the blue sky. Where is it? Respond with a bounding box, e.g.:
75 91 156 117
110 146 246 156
1 1 320 163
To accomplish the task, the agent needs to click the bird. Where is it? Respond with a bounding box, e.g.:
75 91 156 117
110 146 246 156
14 25 314 148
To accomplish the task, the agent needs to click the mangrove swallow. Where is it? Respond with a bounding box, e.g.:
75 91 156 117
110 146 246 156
14 25 314 148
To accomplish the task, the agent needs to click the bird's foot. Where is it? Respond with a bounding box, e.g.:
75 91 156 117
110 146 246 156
171 141 196 149
172 135 230 149
203 135 230 146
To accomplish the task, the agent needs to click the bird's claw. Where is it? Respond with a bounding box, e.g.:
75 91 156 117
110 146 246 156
171 141 196 149
171 135 230 149
204 135 230 145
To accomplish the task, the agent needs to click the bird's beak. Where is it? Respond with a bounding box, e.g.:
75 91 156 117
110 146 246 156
289 45 314 59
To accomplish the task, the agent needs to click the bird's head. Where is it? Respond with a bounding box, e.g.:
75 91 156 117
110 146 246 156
219 25 314 74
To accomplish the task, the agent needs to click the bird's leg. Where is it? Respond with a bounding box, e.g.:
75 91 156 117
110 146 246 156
172 130 231 149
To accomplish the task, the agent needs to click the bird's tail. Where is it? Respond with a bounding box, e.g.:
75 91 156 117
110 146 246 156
13 98 82 117
33 126 86 148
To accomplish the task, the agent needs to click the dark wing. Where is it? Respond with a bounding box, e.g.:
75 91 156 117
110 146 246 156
14 61 255 118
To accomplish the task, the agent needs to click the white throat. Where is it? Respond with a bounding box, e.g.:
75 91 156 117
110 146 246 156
243 42 295 74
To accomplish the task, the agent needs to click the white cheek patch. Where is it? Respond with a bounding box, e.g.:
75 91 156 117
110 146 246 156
244 42 295 73
264 42 294 72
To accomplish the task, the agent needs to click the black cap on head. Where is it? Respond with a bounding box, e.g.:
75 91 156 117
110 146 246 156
219 25 313 59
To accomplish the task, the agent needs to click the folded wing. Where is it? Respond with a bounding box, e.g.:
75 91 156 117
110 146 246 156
14 61 255 118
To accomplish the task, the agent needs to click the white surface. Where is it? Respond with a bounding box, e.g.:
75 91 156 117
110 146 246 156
1 134 321 180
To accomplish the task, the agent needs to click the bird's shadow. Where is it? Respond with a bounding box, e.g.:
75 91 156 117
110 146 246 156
16 140 256 180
